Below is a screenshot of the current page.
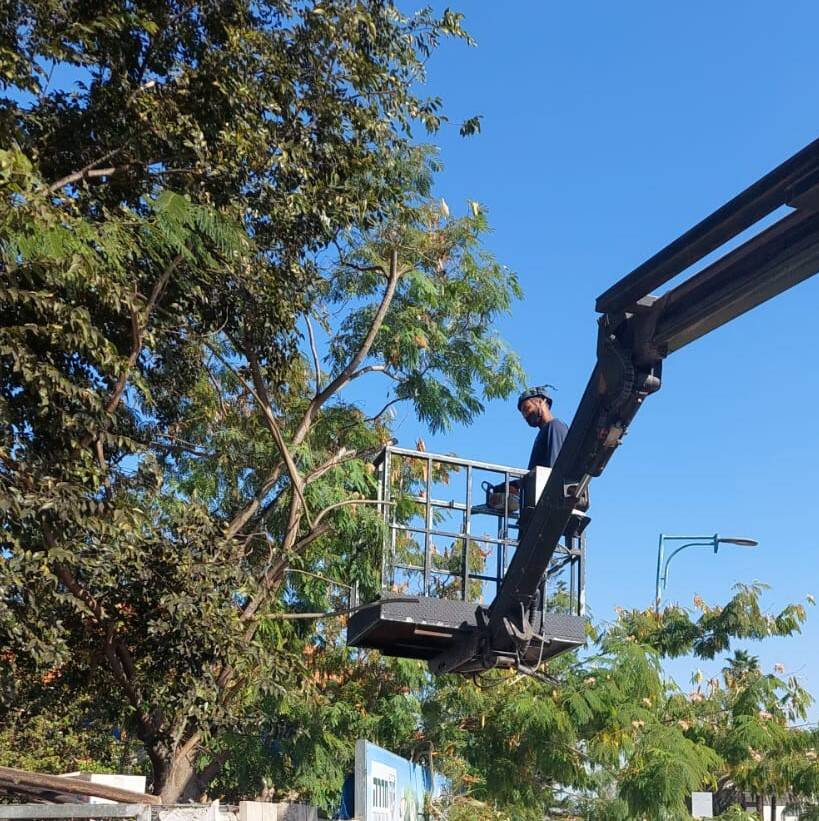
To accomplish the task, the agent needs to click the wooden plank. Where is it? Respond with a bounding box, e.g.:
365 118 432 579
0 767 161 805
0 804 149 818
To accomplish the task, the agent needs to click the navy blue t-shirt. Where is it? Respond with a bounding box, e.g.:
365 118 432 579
528 418 569 469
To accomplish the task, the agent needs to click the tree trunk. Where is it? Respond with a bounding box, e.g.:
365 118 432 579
155 743 229 804
159 749 200 804
770 793 777 820
712 776 743 815
755 793 765 818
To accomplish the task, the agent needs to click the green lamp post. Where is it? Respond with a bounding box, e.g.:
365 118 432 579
654 533 758 612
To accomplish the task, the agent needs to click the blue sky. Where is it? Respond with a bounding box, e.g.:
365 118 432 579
370 0 819 708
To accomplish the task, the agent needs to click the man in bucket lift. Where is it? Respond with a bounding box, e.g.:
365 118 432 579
518 385 568 469
490 386 568 508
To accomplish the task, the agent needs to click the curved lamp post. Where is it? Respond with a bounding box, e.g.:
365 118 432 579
654 533 759 612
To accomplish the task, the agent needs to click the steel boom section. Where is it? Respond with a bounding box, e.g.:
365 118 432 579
486 182 819 655
425 137 819 674
654 209 819 353
596 136 819 315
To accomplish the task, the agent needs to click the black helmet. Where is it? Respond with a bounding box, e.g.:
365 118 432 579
517 385 555 410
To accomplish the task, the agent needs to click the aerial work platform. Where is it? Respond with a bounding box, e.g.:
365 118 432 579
347 595 587 669
348 136 819 677
347 446 588 674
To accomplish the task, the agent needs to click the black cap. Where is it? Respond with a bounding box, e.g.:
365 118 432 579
517 385 555 410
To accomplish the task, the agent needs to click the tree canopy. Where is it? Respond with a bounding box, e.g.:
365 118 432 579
1 0 523 803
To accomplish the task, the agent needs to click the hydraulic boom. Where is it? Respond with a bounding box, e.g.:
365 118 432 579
431 136 819 674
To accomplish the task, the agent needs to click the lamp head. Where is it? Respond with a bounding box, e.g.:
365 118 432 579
717 537 759 547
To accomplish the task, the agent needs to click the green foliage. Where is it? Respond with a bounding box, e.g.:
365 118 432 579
611 583 807 660
330 197 524 433
410 585 816 820
1 0 525 804
717 808 760 821
0 690 145 776
619 724 722 820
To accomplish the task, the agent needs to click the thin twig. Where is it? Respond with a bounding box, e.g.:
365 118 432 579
47 149 122 194
305 314 323 397
349 364 402 382
204 354 229 420
270 596 419 621
303 446 354 484
311 498 392 530
246 346 313 530
95 438 108 473
337 259 388 276
224 462 285 540
206 341 312 530
47 76 162 194
293 247 402 443
337 397 406 435
365 397 405 425
152 435 214 457
256 481 291 523
291 522 332 553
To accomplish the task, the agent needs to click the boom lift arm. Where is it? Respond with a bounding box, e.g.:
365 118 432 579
431 136 819 674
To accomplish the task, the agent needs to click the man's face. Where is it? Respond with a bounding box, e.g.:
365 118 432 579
519 397 545 427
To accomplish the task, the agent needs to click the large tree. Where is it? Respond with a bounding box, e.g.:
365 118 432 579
1 0 524 802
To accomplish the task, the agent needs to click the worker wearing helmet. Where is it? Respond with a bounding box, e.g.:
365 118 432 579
518 385 568 469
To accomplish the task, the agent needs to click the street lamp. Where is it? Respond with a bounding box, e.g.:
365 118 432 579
654 533 759 612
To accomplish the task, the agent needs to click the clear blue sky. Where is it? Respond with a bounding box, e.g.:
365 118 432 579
375 0 819 708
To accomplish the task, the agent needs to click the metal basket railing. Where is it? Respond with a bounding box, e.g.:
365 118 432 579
374 445 585 615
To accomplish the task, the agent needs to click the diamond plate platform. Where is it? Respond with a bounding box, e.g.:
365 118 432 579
347 594 586 668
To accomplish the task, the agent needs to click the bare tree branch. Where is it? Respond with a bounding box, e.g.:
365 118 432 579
152 434 215 457
47 149 123 194
47 80 163 195
245 347 313 531
79 255 179 452
303 443 385 485
365 397 405 425
337 397 406 436
338 259 388 276
52 562 106 622
305 314 323 397
255 480 292 524
204 341 312 531
303 446 354 484
291 521 332 553
224 463 285 540
204 355 229 420
350 363 402 382
95 438 108 473
311 498 391 530
293 247 402 444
